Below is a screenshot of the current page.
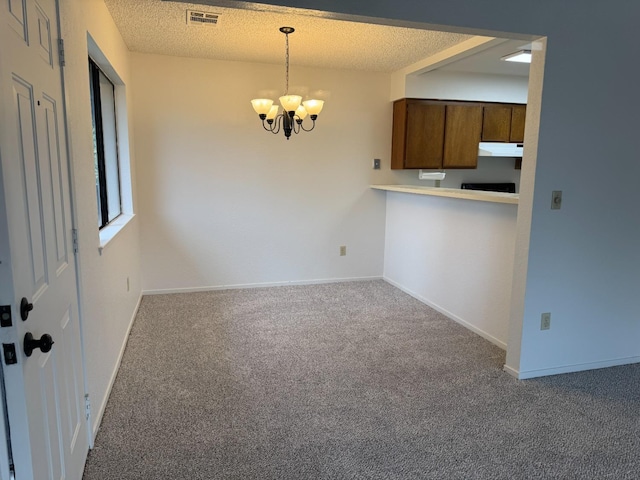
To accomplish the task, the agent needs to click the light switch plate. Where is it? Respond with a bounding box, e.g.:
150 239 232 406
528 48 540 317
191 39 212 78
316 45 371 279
551 190 562 210
373 158 381 170
541 312 551 330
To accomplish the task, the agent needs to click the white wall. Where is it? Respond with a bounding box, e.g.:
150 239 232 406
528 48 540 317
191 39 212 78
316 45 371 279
59 0 142 438
406 70 529 103
383 192 517 347
132 53 403 292
229 0 640 379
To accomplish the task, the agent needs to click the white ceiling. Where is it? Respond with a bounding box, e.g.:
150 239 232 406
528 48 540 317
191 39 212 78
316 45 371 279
103 0 529 76
438 40 531 77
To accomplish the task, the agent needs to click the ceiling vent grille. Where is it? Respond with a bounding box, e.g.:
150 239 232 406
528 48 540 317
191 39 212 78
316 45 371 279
186 10 220 27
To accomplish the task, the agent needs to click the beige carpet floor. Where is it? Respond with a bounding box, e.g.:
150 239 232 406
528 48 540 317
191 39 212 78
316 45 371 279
83 280 640 479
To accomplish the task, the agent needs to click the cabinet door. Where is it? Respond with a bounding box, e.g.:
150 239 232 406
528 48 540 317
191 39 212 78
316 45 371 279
482 105 512 142
510 105 526 142
391 100 408 169
404 103 446 169
443 105 483 168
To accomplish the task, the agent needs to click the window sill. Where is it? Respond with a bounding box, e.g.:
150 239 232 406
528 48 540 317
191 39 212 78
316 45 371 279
98 213 135 255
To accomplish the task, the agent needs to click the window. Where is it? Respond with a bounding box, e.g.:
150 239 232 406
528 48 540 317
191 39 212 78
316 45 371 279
89 58 122 229
87 36 135 252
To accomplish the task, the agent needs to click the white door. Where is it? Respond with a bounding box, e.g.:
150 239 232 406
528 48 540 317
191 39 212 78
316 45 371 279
0 0 88 478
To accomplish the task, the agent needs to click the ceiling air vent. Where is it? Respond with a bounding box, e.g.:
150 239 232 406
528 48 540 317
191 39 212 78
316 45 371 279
186 10 220 27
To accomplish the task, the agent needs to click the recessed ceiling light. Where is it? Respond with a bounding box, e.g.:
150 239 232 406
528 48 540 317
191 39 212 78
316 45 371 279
501 50 532 63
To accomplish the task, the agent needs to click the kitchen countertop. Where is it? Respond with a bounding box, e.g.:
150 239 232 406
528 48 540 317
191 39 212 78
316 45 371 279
370 185 519 205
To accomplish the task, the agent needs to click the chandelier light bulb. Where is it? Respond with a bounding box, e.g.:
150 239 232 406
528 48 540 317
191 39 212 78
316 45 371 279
279 95 302 114
295 105 308 120
251 98 274 116
302 99 324 116
266 105 279 121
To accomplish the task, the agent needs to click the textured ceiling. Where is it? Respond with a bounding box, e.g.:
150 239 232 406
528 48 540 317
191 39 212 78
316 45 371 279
103 0 475 72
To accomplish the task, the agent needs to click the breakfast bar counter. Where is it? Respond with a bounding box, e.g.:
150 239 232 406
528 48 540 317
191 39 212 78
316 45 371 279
370 184 519 205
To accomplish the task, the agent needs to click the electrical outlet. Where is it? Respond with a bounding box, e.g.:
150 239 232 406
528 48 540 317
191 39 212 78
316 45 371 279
373 158 381 170
339 245 347 256
541 312 551 330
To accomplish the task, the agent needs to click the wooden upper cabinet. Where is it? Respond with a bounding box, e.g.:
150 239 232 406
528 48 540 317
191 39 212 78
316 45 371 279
391 100 408 169
482 106 512 142
443 105 483 169
404 103 445 169
392 99 445 169
391 98 526 170
510 105 526 142
481 104 527 143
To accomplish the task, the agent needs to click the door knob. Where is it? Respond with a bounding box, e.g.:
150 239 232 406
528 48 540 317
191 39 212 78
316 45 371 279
20 297 33 321
24 332 54 357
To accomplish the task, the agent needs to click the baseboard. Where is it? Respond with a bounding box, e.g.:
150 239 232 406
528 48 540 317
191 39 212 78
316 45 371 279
515 355 640 380
383 277 507 350
142 276 383 295
503 364 520 378
91 293 142 442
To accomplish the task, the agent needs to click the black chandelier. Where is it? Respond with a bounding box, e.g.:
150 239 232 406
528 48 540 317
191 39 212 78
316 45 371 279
250 27 324 140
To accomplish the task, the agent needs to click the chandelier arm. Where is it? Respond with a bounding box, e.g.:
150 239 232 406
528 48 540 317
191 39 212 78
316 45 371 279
271 114 283 134
262 118 276 132
298 118 316 132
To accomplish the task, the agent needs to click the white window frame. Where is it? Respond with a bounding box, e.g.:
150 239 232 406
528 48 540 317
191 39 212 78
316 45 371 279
87 35 134 253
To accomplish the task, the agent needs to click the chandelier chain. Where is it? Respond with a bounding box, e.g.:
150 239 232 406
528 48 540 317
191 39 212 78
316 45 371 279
284 32 289 95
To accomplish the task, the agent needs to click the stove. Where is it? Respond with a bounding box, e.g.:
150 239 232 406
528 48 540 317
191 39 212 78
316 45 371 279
460 182 516 193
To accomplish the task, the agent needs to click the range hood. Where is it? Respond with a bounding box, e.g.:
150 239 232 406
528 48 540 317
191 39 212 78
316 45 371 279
478 142 523 158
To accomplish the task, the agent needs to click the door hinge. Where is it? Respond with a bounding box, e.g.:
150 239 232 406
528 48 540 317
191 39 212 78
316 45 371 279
84 394 91 422
72 228 78 254
58 38 65 67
